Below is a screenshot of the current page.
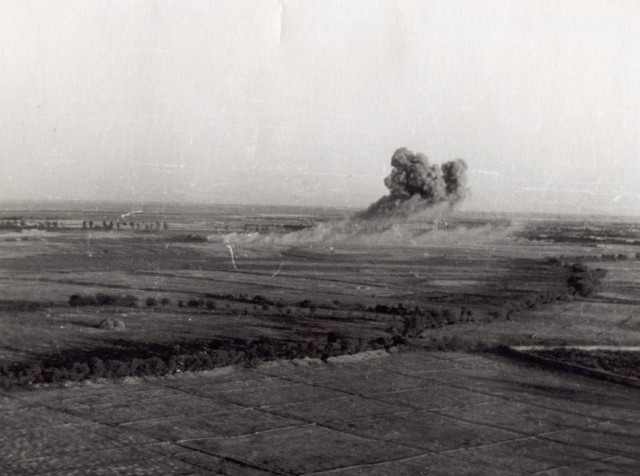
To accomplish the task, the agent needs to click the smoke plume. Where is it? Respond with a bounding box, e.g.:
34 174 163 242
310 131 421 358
221 146 477 249
357 148 468 219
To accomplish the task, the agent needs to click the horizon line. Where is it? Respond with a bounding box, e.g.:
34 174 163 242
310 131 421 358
0 198 638 220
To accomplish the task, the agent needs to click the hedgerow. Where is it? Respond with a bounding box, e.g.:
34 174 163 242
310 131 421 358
0 332 404 389
69 293 138 307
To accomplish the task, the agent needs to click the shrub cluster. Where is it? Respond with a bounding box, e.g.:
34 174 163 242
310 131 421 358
384 286 579 338
69 292 194 310
493 291 572 319
390 307 475 337
203 292 282 308
368 303 411 315
531 259 610 299
69 293 139 307
565 263 608 297
171 234 207 242
177 298 218 310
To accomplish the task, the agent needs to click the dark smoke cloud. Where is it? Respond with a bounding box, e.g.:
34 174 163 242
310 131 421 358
357 148 468 219
222 147 478 247
441 158 469 204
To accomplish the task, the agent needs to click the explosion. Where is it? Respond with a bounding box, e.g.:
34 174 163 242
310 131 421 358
221 146 474 248
357 148 468 219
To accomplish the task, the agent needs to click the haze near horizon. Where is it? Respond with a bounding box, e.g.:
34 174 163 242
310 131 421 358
1 0 639 216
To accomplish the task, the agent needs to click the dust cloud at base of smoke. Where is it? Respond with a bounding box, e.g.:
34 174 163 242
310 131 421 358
218 208 523 249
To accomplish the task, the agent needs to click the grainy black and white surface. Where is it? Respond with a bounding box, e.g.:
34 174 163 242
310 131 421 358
1 351 639 475
2 2 640 475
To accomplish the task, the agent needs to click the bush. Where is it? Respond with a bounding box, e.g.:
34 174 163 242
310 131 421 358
392 335 409 346
251 295 274 306
68 294 80 306
566 264 608 297
96 293 117 306
442 309 456 325
47 368 72 384
145 297 158 307
69 294 97 306
160 297 171 306
13 364 42 386
69 362 90 380
173 234 208 243
398 315 428 337
369 336 393 350
116 294 139 307
326 331 343 343
460 306 473 321
369 303 410 316
246 337 277 363
89 357 106 378
206 300 217 310
105 360 131 378
129 359 147 376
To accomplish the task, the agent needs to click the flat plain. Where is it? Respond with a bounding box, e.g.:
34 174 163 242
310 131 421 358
0 202 639 474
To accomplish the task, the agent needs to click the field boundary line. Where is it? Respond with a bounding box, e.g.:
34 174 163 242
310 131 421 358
172 441 291 475
177 422 315 443
525 455 620 475
499 346 640 390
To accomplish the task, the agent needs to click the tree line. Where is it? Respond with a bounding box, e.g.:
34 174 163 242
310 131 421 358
81 220 168 231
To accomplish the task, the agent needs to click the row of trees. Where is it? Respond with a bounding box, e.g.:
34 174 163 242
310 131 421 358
0 219 170 231
0 331 403 388
1 220 49 230
1 220 62 230
81 220 168 231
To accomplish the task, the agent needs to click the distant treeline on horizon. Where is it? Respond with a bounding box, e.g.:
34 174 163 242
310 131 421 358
0 199 638 223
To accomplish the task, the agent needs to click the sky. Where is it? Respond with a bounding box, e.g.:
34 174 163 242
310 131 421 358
0 0 639 215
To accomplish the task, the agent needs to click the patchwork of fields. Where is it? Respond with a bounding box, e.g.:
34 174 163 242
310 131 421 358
1 218 631 364
0 351 638 474
1 205 640 473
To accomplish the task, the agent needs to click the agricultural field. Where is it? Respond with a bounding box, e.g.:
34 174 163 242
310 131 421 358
1 203 639 368
1 202 640 473
0 351 638 474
